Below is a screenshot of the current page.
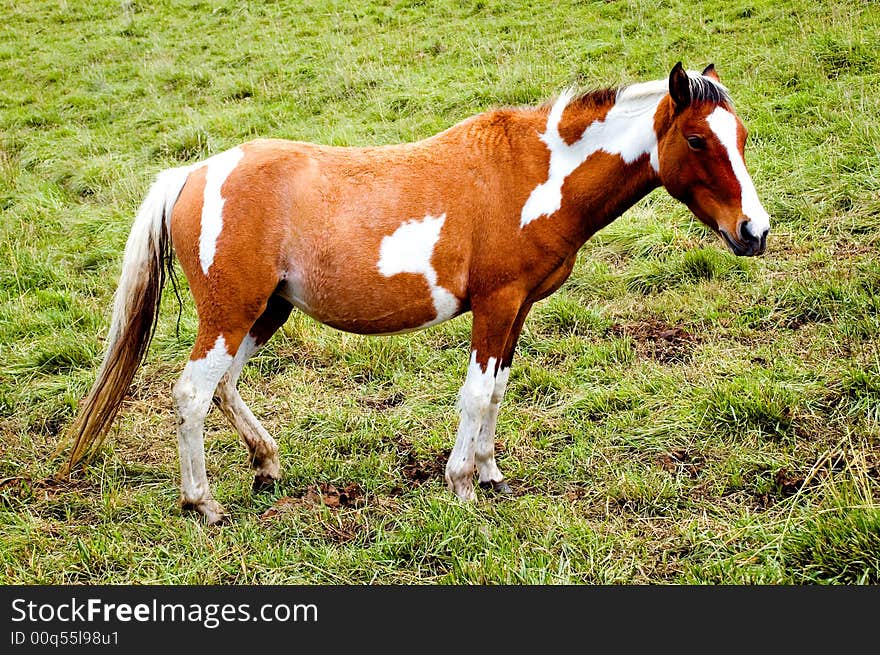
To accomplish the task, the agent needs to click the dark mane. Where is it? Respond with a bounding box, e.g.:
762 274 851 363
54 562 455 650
538 73 731 114
686 74 733 105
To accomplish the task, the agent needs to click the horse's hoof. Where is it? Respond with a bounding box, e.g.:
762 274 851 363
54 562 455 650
183 499 229 525
445 468 477 501
252 474 278 494
201 501 230 525
456 487 476 501
205 511 230 526
479 480 512 494
447 479 476 501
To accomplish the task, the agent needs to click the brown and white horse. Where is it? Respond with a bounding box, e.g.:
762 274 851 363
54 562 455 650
60 63 769 523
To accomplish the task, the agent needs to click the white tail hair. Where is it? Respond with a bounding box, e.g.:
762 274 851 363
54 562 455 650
57 166 192 475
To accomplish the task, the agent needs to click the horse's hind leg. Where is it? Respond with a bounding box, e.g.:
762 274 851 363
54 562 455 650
213 295 292 493
173 329 241 524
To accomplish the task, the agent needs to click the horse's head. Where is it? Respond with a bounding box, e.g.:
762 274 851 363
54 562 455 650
658 62 769 256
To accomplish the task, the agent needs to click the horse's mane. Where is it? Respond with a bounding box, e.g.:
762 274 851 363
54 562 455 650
533 87 615 114
683 73 732 105
616 72 733 106
568 87 619 111
544 71 732 113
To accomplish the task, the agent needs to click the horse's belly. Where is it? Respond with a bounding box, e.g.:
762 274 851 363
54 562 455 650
277 196 469 335
277 270 463 336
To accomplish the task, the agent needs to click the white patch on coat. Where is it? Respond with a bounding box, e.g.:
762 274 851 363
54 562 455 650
199 147 245 275
377 213 458 327
705 107 770 237
172 334 234 505
520 86 663 227
446 351 498 499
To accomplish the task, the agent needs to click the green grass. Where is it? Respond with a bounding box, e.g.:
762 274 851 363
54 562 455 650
2 0 879 584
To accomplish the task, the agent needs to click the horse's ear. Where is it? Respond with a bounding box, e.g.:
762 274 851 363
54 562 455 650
702 63 720 81
669 62 691 110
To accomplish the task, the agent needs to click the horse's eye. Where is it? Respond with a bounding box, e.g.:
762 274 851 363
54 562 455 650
686 135 706 150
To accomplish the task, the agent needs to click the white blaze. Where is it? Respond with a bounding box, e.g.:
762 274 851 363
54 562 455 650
520 85 662 227
705 107 770 237
377 213 458 327
199 147 245 275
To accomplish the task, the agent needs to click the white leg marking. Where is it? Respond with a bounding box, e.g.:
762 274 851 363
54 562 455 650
172 335 233 518
520 86 663 227
199 147 245 275
475 365 510 484
214 334 280 479
705 107 770 236
446 352 497 500
377 213 459 327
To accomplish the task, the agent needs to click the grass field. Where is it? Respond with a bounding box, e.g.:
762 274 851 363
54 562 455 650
1 0 878 584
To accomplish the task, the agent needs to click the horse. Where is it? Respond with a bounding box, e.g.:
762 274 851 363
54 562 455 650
58 62 770 523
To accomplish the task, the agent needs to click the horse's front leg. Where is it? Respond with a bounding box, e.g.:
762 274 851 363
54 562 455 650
475 301 532 494
445 291 527 500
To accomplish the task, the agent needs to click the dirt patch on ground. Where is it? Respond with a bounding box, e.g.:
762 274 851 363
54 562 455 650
261 482 365 520
611 319 699 364
657 449 703 478
397 439 511 490
401 449 447 486
774 467 807 496
360 391 405 410
0 475 92 502
753 468 809 509
258 482 397 544
392 437 520 495
561 485 592 503
751 453 854 508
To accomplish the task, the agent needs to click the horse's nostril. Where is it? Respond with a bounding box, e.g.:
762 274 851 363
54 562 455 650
740 221 769 245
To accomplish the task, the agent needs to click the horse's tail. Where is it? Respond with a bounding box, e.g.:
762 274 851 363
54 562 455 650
56 166 192 477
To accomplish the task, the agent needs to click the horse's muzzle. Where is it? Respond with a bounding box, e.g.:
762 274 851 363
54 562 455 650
720 225 768 257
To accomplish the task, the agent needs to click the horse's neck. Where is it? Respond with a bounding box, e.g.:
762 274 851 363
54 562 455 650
516 88 669 247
